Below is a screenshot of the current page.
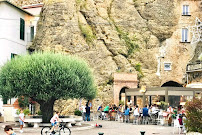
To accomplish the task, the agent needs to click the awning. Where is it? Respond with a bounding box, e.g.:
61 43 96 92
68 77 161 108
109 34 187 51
125 87 202 96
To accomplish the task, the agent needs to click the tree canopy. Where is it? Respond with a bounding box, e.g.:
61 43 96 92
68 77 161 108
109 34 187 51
0 52 96 122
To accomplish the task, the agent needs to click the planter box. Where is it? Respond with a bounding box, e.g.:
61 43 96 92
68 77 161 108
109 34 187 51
186 132 202 135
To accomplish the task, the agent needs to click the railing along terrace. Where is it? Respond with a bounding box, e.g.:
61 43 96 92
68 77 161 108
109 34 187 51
186 61 202 72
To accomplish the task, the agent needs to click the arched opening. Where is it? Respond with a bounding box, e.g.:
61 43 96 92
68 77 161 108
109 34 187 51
161 81 183 87
119 87 129 106
161 81 183 107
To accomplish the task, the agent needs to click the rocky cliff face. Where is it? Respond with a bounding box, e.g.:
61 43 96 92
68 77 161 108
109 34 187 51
8 0 43 6
9 0 201 113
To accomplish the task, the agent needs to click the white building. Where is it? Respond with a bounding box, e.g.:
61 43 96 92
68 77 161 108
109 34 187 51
0 0 42 121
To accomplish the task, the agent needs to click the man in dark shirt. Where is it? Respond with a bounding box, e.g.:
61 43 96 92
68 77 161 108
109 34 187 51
142 105 149 124
143 105 149 116
85 103 91 121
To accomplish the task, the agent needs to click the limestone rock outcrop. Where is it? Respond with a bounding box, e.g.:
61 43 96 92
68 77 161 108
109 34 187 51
9 0 201 113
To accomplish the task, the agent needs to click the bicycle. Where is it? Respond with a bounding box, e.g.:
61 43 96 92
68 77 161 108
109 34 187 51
41 121 71 135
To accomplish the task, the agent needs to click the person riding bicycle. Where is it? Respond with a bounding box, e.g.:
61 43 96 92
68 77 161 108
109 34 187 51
50 111 60 135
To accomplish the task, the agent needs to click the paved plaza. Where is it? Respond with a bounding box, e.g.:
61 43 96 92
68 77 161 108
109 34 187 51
0 120 180 135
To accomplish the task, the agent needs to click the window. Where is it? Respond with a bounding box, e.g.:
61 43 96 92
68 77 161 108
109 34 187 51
11 53 17 59
182 28 188 42
182 5 189 15
30 26 34 41
164 63 172 71
20 18 25 40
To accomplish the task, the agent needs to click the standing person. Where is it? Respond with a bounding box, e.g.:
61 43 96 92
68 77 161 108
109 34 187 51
133 105 139 124
117 104 123 122
142 105 149 124
19 110 25 133
124 106 130 123
81 104 86 121
50 111 60 135
4 125 16 135
85 103 91 121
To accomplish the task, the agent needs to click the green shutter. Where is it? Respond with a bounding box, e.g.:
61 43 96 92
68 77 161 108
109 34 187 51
30 26 34 41
11 53 17 59
20 18 25 40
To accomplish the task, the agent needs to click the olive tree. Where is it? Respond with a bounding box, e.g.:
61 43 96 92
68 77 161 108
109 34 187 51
0 52 96 122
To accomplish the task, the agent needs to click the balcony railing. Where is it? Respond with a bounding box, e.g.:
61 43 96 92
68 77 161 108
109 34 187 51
187 61 202 72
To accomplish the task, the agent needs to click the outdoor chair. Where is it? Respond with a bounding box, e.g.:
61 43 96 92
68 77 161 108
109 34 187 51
173 119 183 134
156 114 164 125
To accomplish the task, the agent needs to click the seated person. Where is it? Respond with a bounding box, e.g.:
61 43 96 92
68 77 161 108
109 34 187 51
4 125 16 135
104 104 110 119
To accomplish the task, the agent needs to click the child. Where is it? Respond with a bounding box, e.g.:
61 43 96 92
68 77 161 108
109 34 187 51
50 111 60 134
19 110 25 133
4 125 16 135
178 115 183 133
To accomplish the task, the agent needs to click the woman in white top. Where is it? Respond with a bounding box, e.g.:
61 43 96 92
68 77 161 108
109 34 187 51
133 105 140 123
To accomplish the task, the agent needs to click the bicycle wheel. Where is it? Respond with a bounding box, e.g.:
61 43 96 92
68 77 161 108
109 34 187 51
41 127 51 135
59 127 71 135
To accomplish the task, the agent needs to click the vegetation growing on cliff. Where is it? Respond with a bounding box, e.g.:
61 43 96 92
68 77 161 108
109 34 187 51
134 63 144 80
78 21 96 44
115 25 139 57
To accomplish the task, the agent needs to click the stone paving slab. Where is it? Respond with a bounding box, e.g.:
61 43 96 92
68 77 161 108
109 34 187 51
0 120 184 135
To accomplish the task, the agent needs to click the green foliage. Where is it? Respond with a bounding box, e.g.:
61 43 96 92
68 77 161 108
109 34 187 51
119 100 124 105
79 21 96 44
74 110 82 116
16 108 31 116
115 25 139 57
184 98 202 133
134 63 144 80
23 108 31 116
0 52 96 122
37 111 42 115
18 96 29 109
0 52 96 101
159 101 168 110
16 109 21 115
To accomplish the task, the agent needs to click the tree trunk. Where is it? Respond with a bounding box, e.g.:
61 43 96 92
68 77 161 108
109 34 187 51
39 99 55 123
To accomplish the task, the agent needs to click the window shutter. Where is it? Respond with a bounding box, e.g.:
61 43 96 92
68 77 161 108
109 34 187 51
20 18 25 40
30 26 34 41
